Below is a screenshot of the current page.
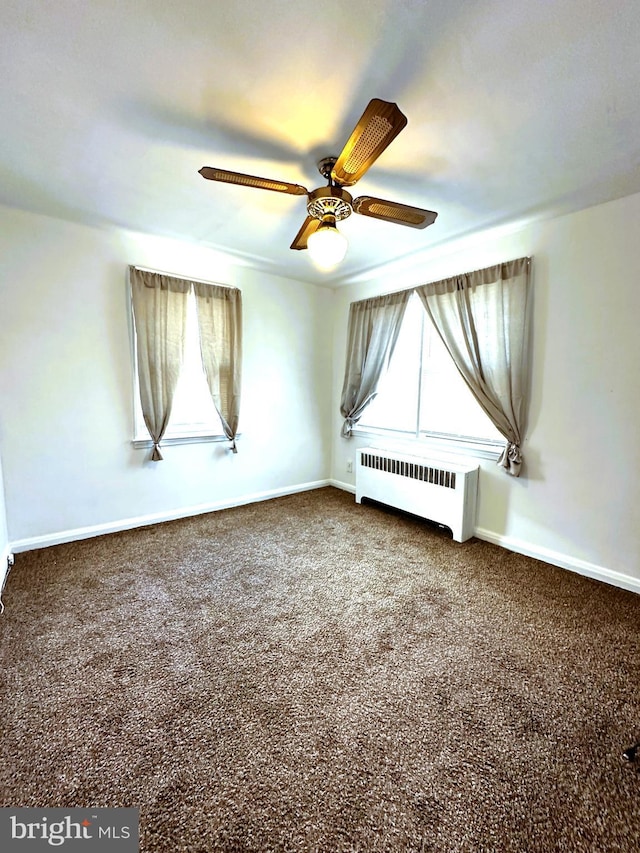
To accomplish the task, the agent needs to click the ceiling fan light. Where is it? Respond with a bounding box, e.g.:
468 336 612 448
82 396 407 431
307 216 348 270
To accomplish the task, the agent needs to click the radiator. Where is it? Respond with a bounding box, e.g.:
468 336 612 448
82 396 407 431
356 447 479 542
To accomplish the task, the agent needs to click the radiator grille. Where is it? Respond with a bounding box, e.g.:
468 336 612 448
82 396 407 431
360 452 456 489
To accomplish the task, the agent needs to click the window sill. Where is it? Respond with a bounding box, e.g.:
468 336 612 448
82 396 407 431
132 433 239 450
350 427 505 462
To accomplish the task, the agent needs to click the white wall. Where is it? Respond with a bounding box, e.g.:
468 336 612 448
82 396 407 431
0 205 334 547
331 192 640 592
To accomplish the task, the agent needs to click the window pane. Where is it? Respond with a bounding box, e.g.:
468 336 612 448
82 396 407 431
359 296 421 433
167 293 220 435
356 293 504 444
134 291 222 439
419 323 503 441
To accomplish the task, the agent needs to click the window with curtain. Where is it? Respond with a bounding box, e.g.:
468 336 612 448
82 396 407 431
359 293 505 446
347 257 531 474
132 289 220 440
129 267 242 457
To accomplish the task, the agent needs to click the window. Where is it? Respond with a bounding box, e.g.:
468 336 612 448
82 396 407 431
129 267 242 456
132 289 222 443
358 293 505 449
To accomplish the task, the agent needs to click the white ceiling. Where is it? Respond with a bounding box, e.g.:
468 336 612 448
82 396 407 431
2 0 639 286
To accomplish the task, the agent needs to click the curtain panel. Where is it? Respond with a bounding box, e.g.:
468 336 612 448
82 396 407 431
339 290 412 436
193 282 242 452
130 267 190 461
415 257 531 476
130 267 243 459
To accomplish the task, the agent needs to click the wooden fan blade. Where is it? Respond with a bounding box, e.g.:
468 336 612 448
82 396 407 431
353 196 437 229
199 167 308 196
331 99 408 187
290 216 320 250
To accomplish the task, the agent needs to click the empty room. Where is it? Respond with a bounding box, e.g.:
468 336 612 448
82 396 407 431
1 1 639 851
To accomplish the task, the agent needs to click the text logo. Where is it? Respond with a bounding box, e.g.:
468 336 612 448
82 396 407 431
0 809 139 851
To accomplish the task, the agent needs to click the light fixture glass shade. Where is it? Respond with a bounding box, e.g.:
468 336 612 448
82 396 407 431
307 217 348 270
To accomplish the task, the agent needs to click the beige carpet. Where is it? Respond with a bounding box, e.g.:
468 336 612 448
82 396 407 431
0 487 638 852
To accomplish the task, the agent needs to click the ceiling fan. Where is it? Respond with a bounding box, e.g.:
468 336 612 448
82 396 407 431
199 98 437 269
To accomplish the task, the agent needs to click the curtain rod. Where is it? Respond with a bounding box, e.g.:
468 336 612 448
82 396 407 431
130 265 236 290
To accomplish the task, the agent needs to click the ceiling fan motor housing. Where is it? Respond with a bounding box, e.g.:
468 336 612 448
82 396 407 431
307 186 353 222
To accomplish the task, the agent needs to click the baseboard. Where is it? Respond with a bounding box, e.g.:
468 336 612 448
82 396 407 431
332 486 639 595
10 479 332 554
9 484 639 597
329 478 356 494
334 483 639 595
474 527 640 596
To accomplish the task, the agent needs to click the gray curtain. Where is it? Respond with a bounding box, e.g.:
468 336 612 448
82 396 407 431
340 290 412 437
193 282 242 452
415 257 531 476
130 267 190 461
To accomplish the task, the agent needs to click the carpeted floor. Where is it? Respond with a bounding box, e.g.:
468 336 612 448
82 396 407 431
0 487 638 852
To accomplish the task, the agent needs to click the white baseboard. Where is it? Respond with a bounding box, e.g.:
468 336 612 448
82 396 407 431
8 482 639 597
333 482 640 595
10 479 332 554
474 527 640 596
329 478 356 494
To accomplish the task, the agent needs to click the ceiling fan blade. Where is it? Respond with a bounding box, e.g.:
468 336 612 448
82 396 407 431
290 216 320 250
199 167 308 196
331 99 408 187
353 196 438 229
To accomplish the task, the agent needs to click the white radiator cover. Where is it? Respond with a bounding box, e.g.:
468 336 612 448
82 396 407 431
356 447 479 542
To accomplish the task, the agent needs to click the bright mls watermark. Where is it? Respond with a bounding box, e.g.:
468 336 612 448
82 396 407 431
0 808 139 851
